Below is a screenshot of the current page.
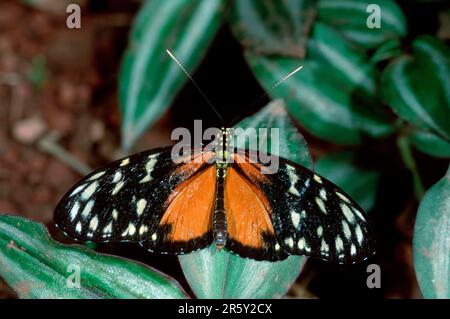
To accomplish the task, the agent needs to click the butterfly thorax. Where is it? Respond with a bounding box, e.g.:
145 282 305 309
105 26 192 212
214 127 233 166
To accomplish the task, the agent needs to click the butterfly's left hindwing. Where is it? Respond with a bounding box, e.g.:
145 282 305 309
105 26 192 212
232 150 376 264
54 147 214 254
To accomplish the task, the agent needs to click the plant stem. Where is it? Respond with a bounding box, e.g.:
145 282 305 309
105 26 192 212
397 135 425 200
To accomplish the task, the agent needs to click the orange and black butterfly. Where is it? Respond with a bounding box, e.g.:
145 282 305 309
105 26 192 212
54 127 376 263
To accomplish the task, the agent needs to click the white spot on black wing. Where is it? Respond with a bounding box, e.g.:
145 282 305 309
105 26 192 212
120 158 130 166
69 202 80 221
313 174 323 184
70 184 87 197
140 156 158 183
351 244 357 256
285 237 294 248
336 191 351 203
81 200 94 218
342 220 352 240
103 222 112 235
81 181 98 200
321 239 329 253
355 225 364 244
319 188 327 201
139 225 148 235
341 203 355 224
122 223 136 236
335 236 344 252
136 199 147 216
89 216 99 231
290 211 300 228
112 171 122 183
286 165 300 196
112 181 125 195
317 226 323 237
352 207 366 221
297 237 305 250
88 171 105 181
315 197 327 214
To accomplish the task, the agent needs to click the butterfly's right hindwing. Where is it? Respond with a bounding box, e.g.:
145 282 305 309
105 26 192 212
54 147 211 253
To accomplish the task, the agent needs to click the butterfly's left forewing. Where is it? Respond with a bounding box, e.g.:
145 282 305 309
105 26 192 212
233 150 376 264
54 147 215 254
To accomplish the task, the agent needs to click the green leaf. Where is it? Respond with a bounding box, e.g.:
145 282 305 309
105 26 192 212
119 0 226 149
315 151 381 212
370 39 403 64
246 24 395 145
317 0 406 49
307 22 377 95
408 129 450 158
413 166 450 298
229 0 316 58
178 100 308 298
0 215 187 299
381 36 450 142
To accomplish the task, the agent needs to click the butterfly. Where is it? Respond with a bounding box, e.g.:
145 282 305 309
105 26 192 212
54 127 376 263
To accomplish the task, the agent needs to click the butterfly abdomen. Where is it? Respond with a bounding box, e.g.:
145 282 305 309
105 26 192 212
213 167 227 248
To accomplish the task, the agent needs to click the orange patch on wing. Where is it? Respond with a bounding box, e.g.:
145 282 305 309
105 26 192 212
233 154 270 184
225 167 274 249
160 166 216 242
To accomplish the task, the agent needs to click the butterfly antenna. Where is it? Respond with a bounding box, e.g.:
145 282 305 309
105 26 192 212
166 49 224 124
229 65 303 127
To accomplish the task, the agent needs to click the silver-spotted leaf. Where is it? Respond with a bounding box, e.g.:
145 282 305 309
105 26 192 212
413 167 450 298
317 0 406 49
247 25 395 145
0 215 187 299
119 0 226 149
229 0 316 58
381 36 450 144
